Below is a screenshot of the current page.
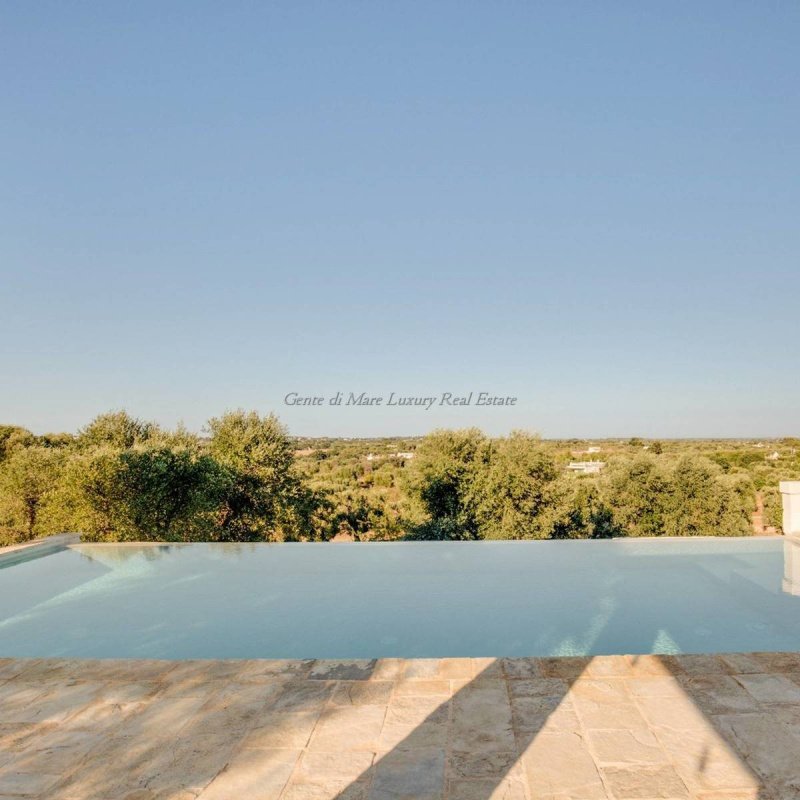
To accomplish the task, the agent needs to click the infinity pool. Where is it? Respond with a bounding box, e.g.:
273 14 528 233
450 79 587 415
1 539 800 659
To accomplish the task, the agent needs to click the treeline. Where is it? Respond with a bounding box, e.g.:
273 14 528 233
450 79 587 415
0 413 768 545
0 411 321 544
404 429 755 540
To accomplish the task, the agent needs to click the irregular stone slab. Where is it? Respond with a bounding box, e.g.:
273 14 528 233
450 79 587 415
538 656 591 679
734 673 800 705
520 730 607 799
502 658 544 679
449 749 518 779
586 728 668 766
719 654 765 675
241 710 322 749
653 725 760 793
507 677 567 698
451 680 515 751
331 681 394 706
197 747 301 800
678 676 760 715
393 679 451 697
309 660 377 680
586 655 633 678
309 705 386 751
447 775 527 800
511 695 579 733
635 693 715 731
384 695 449 727
369 747 445 800
663 655 728 675
294 749 374 783
601 765 689 798
378 717 449 751
713 713 800 795
269 680 335 713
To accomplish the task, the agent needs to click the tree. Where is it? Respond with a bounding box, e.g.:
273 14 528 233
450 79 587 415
119 447 228 540
77 411 155 451
664 456 751 537
472 431 561 539
605 455 670 536
207 410 306 540
0 426 36 463
404 428 486 540
0 446 63 540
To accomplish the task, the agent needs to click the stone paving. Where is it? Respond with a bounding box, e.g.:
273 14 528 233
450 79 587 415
1 653 800 799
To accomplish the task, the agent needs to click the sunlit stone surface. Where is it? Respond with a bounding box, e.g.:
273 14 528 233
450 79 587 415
1 654 799 799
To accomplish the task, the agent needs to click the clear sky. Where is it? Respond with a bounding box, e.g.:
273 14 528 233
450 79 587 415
2 2 798 438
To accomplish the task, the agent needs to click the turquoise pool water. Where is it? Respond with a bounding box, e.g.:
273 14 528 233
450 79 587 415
1 539 799 659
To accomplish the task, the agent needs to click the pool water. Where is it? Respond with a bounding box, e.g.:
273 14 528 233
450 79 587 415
1 539 799 659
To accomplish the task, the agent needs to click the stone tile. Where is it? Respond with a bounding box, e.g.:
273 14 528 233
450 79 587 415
572 678 630 701
538 656 591 679
393 679 451 697
507 677 567 698
472 657 503 678
451 680 515 751
511 695 579 733
634 693 715 731
369 659 405 681
586 729 668 766
1 682 103 725
239 659 314 682
402 659 442 678
384 695 449 727
331 681 394 706
0 660 27 682
587 656 633 678
309 705 386 751
600 765 689 798
571 680 649 730
734 673 800 705
751 652 800 673
294 749 374 783
197 748 301 800
308 660 377 680
369 747 445 800
520 730 607 799
449 749 518 779
625 655 674 677
378 717 449 751
0 768 64 796
502 657 543 679
626 677 685 698
719 654 765 675
438 658 472 678
677 676 759 715
713 713 800 794
145 737 239 795
241 710 321 749
269 680 335 713
652 725 760 793
447 776 527 800
283 781 369 800
664 655 728 675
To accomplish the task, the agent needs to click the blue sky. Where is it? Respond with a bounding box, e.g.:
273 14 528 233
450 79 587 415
2 2 798 438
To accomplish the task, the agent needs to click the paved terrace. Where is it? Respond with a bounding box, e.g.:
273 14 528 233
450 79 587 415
1 654 800 800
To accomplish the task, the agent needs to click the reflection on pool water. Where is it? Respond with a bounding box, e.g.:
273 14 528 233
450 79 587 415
1 538 800 659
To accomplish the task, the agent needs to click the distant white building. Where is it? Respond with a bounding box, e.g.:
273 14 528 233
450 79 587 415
566 461 606 474
767 451 781 461
393 452 415 460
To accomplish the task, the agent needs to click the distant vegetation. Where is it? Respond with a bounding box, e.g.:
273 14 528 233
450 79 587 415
1 412 798 545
